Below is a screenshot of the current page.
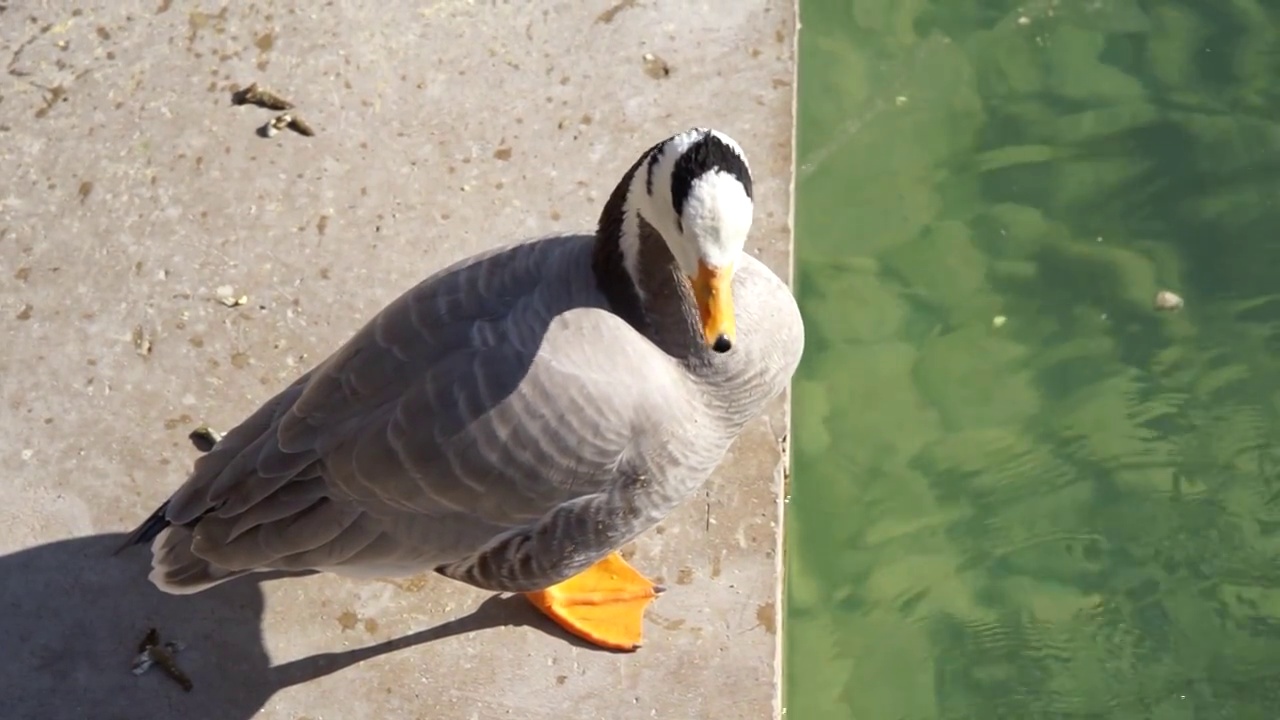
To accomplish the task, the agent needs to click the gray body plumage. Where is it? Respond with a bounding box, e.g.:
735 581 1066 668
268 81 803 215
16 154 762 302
135 129 805 597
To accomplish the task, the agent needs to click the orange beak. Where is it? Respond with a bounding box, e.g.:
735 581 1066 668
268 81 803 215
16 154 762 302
690 260 736 351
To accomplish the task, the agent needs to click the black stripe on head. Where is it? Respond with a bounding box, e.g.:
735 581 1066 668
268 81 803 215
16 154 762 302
645 149 662 197
593 135 668 333
669 133 753 225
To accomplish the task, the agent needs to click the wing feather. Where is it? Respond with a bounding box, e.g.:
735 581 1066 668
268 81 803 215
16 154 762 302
150 234 684 577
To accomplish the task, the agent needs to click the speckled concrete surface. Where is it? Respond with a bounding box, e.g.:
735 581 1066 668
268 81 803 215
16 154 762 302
0 2 796 718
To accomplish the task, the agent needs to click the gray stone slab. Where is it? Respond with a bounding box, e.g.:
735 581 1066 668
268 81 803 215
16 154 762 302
0 2 796 718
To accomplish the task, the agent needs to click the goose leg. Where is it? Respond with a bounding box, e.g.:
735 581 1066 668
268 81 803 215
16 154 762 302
524 552 663 651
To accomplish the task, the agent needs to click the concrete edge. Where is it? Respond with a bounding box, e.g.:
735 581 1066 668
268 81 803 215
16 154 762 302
773 2 803 717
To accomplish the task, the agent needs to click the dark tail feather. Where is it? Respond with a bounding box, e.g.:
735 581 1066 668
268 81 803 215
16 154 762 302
115 425 222 556
113 501 173 555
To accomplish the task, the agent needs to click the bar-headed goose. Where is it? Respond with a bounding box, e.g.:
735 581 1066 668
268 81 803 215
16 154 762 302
121 127 805 651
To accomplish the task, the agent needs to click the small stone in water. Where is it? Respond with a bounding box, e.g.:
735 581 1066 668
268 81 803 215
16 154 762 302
1154 290 1184 311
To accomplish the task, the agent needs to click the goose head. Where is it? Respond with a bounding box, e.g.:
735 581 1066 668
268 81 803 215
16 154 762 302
601 128 755 354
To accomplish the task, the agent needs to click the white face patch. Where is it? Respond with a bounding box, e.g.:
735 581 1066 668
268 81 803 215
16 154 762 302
679 171 753 274
620 128 755 288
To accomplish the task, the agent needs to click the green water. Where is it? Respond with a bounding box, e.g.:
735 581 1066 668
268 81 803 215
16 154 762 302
783 1 1280 718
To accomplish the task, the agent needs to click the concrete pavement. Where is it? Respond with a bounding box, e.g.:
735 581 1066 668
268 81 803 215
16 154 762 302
0 2 796 718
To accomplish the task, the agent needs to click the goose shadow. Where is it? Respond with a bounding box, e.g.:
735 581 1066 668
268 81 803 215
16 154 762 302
0 533 575 720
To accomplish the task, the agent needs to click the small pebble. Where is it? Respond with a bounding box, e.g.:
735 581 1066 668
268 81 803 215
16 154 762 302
216 286 247 307
1154 290 1184 311
188 424 223 453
